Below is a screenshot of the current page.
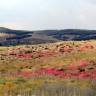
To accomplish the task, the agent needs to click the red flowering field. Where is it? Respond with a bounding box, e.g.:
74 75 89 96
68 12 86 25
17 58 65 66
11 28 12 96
0 40 96 95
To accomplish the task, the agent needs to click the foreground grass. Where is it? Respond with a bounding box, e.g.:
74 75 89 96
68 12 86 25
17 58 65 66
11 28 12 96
0 40 96 95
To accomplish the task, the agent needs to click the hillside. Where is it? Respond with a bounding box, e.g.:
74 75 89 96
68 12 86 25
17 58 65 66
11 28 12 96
1 27 96 45
1 40 96 79
0 40 96 95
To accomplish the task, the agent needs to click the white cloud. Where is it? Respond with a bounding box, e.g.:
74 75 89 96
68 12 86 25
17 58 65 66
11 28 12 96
0 0 21 9
0 0 96 30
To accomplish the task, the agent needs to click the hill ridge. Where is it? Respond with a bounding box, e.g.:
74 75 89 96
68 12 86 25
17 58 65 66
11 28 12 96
0 27 96 46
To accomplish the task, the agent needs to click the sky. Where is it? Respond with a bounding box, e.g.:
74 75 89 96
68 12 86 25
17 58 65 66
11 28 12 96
0 0 96 30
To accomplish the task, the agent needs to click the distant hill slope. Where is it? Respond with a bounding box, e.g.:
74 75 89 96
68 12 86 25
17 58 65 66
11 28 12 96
0 27 58 46
0 27 96 46
36 29 96 40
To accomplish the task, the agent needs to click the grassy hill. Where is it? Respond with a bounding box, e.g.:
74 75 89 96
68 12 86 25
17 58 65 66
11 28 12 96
1 27 96 46
0 40 95 95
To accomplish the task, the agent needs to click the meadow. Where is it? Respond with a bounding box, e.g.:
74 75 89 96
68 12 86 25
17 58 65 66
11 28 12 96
0 40 96 96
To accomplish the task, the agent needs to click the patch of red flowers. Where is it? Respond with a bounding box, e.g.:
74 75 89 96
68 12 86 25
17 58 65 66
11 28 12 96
79 43 94 52
16 60 96 80
8 49 58 59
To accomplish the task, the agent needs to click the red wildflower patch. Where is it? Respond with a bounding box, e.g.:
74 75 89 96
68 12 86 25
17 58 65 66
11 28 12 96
59 45 73 53
78 72 90 79
66 65 79 70
78 60 90 67
79 43 94 52
19 71 33 78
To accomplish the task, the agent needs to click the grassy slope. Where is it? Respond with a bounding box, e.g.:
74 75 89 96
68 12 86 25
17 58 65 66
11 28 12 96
0 40 96 71
0 40 96 95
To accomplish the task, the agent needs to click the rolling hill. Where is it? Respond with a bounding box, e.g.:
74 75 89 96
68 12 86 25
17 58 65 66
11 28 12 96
1 27 96 45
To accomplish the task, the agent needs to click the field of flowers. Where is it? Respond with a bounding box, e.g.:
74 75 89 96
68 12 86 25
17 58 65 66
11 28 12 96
0 40 96 96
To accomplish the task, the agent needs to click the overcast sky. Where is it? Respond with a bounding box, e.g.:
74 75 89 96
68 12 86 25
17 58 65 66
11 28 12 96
0 0 96 30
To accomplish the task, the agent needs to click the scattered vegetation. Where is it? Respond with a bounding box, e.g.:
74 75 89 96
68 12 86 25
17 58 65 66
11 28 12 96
0 40 96 95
